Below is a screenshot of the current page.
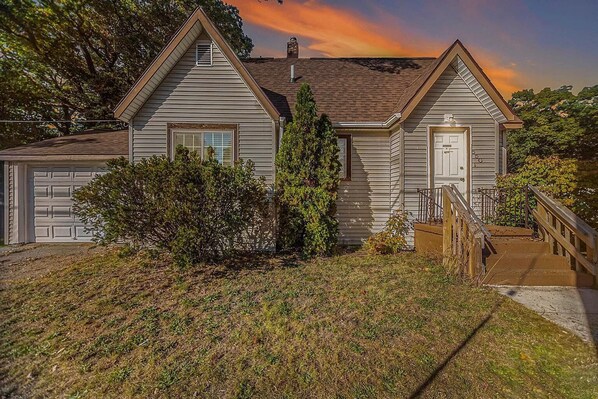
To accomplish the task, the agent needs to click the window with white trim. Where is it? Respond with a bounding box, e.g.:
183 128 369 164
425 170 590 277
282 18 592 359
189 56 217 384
196 41 213 66
337 136 351 180
173 130 233 164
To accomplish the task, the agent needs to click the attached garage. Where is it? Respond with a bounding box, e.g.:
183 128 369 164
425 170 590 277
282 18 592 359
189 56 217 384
30 165 106 242
1 130 128 244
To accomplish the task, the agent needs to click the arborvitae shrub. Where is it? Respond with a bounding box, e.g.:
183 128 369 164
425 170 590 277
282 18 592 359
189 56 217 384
275 83 341 256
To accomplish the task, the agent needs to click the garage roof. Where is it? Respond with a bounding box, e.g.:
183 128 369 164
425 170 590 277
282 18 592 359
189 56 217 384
0 129 128 161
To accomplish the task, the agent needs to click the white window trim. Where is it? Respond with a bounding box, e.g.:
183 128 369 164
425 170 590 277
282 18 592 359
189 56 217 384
196 41 213 67
171 129 235 165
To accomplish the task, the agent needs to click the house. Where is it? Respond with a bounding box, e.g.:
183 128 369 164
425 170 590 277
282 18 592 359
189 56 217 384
1 7 521 245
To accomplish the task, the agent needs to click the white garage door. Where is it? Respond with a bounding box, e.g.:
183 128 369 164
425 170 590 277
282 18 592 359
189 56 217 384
30 165 105 242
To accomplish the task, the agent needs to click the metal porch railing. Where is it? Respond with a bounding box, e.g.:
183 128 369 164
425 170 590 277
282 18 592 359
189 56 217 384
416 187 443 224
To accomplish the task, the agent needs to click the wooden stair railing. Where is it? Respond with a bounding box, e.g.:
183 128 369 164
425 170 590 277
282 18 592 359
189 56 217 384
530 185 598 277
442 185 491 283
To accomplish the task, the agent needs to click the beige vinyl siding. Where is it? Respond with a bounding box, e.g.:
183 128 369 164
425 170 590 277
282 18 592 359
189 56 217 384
132 31 276 183
390 128 402 211
5 162 27 244
403 64 499 220
451 56 508 124
120 22 203 122
5 161 13 243
7 162 17 244
337 131 390 245
499 130 507 174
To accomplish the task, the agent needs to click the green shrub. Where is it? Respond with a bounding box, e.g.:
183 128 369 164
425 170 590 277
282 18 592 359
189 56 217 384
73 147 270 266
497 155 598 228
364 210 410 254
495 155 576 226
497 155 578 206
275 83 341 256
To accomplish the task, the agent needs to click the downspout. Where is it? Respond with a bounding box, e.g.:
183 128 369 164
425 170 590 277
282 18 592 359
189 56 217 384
273 116 286 252
278 116 286 150
1 161 5 245
128 123 134 162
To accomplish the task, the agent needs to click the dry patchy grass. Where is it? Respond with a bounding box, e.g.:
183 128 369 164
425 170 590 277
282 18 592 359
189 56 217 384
0 248 596 398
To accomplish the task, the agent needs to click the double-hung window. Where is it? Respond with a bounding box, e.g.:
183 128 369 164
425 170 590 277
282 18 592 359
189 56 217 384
172 130 234 165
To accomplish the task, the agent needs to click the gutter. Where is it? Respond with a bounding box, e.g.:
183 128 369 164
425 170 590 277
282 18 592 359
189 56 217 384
333 113 401 129
499 120 524 130
0 155 126 162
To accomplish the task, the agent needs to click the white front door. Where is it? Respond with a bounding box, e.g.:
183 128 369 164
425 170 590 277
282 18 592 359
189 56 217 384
432 131 467 195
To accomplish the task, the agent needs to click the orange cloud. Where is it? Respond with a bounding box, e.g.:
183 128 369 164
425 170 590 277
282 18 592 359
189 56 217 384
478 62 520 97
470 47 523 96
229 0 521 96
229 0 438 56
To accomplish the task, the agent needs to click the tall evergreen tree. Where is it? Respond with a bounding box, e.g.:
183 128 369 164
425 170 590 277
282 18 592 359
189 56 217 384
275 83 341 256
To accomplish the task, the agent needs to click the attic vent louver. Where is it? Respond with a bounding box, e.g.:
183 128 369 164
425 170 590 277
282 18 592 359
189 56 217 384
196 42 212 66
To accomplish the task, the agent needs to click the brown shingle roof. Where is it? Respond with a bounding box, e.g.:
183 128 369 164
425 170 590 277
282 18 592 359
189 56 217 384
242 57 437 122
393 53 448 116
0 129 128 160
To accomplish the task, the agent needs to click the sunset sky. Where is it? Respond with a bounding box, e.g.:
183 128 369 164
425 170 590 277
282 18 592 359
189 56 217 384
227 0 598 97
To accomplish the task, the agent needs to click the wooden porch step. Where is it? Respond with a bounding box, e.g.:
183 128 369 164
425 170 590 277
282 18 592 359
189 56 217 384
486 253 571 271
487 239 550 255
484 269 595 287
483 231 595 287
487 225 534 238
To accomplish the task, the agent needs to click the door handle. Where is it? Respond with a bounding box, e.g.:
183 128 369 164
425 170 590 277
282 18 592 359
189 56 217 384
459 178 465 182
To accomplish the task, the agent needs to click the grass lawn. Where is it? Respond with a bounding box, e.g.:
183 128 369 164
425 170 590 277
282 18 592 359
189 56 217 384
1 248 596 398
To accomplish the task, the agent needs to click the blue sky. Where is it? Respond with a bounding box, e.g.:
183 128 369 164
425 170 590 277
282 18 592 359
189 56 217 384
229 0 598 97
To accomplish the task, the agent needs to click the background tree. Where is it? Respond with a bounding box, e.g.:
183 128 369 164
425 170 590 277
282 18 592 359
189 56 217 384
508 85 598 170
506 85 598 228
275 83 341 256
0 0 253 149
0 58 56 148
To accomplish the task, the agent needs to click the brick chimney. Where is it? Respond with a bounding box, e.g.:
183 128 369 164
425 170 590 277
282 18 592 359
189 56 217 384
287 37 298 58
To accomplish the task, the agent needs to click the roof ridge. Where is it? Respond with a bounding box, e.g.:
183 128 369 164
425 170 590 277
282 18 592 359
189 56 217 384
243 57 438 61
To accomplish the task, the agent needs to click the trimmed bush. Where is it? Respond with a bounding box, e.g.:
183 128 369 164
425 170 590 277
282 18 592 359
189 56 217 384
364 210 410 255
73 147 270 266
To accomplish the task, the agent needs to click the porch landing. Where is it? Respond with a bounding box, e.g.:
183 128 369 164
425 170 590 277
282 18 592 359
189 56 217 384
414 223 595 287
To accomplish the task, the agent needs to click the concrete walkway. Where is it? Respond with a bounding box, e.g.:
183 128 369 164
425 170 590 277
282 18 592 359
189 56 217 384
493 286 598 344
0 243 97 286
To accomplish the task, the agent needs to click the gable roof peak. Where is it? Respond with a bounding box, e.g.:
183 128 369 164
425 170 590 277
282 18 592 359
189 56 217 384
114 7 279 122
394 38 522 128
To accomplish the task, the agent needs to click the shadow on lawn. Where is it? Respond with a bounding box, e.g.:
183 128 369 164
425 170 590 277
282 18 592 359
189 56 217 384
408 298 506 399
180 252 304 283
227 251 304 270
190 245 362 282
408 252 544 398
